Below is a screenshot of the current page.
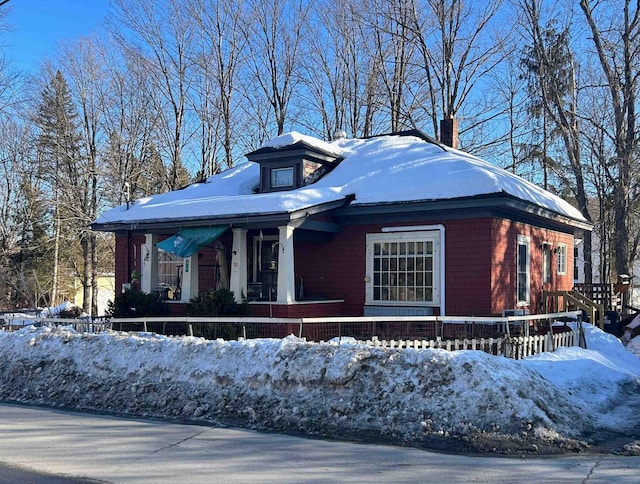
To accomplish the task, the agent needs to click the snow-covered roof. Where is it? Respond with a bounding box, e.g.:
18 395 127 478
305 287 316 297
259 131 345 158
93 132 587 228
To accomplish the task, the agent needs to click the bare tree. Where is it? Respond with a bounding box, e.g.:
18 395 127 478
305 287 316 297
579 0 640 280
300 0 386 138
365 0 418 132
242 0 310 137
518 0 593 282
187 0 247 174
98 43 164 204
56 37 108 315
402 0 507 146
110 0 195 189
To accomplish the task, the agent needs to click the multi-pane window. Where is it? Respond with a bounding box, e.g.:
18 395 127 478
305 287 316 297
158 250 185 288
366 232 439 305
557 244 567 275
517 235 530 305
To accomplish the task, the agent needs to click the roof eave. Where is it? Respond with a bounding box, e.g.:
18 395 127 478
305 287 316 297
333 193 592 232
91 195 354 233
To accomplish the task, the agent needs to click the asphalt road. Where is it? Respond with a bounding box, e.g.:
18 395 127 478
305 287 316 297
0 402 639 483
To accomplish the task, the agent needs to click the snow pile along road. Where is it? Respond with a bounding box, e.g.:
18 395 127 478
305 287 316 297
0 325 638 454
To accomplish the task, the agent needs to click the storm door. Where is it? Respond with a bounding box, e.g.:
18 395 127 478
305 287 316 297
252 235 278 300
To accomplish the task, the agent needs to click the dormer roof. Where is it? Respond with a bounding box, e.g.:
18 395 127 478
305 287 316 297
246 131 344 193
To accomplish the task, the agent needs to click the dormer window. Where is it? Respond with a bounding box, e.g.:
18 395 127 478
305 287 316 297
271 167 294 188
245 133 344 193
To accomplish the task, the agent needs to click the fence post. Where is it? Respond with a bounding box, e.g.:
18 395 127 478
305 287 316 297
298 319 303 339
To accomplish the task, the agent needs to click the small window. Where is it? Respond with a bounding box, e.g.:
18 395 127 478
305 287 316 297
557 244 567 275
573 246 579 281
271 167 294 188
542 244 552 283
517 235 530 305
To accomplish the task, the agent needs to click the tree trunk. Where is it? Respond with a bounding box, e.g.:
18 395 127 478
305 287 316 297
51 208 60 307
81 234 91 314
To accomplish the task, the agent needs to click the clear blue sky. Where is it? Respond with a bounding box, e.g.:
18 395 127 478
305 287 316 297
3 0 111 72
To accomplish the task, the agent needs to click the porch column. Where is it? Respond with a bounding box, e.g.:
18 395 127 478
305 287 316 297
276 225 295 303
230 228 248 301
180 256 198 302
141 233 158 293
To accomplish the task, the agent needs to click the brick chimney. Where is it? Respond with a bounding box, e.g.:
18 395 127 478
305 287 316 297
440 118 459 149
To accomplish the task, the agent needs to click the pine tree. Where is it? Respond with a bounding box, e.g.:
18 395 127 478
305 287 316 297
35 70 84 306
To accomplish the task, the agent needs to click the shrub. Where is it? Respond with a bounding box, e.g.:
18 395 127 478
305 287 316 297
107 290 169 317
186 289 249 316
59 306 83 319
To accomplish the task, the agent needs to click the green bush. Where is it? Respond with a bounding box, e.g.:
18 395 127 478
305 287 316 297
186 289 249 316
107 289 169 317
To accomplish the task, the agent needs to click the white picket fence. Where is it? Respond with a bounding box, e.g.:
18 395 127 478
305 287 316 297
358 329 580 359
1 311 585 359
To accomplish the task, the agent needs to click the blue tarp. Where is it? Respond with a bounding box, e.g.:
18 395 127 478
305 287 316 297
156 226 228 257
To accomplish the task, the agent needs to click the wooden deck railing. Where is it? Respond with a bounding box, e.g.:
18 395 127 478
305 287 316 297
573 283 622 313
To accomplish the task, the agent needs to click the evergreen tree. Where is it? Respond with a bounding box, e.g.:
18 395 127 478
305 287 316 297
35 70 84 306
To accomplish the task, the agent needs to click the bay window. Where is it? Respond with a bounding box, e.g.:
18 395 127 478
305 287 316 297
366 231 440 305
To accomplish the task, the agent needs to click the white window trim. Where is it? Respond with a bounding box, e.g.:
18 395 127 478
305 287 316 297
557 243 568 275
366 230 442 309
516 234 531 306
542 243 552 284
271 167 294 188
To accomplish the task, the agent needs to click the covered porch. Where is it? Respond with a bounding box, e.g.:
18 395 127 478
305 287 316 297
135 199 350 318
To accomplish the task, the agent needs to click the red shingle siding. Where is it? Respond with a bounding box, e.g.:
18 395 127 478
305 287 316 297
113 217 575 319
115 233 145 294
196 246 220 294
444 219 493 316
295 225 368 316
249 302 344 318
296 220 496 317
490 219 574 315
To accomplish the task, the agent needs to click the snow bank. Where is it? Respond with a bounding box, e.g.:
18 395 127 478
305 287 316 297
0 325 638 454
628 336 640 356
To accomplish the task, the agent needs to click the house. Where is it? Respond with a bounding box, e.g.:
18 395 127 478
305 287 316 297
91 130 591 318
72 273 115 316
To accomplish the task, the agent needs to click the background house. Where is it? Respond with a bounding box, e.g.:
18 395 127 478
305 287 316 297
73 274 115 316
92 130 590 318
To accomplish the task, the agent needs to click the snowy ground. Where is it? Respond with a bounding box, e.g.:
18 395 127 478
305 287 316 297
1 323 640 455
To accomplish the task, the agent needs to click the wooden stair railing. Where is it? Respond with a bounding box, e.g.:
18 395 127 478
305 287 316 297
543 290 605 329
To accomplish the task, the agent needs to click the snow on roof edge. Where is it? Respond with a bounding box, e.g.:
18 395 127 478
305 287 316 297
258 131 345 157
